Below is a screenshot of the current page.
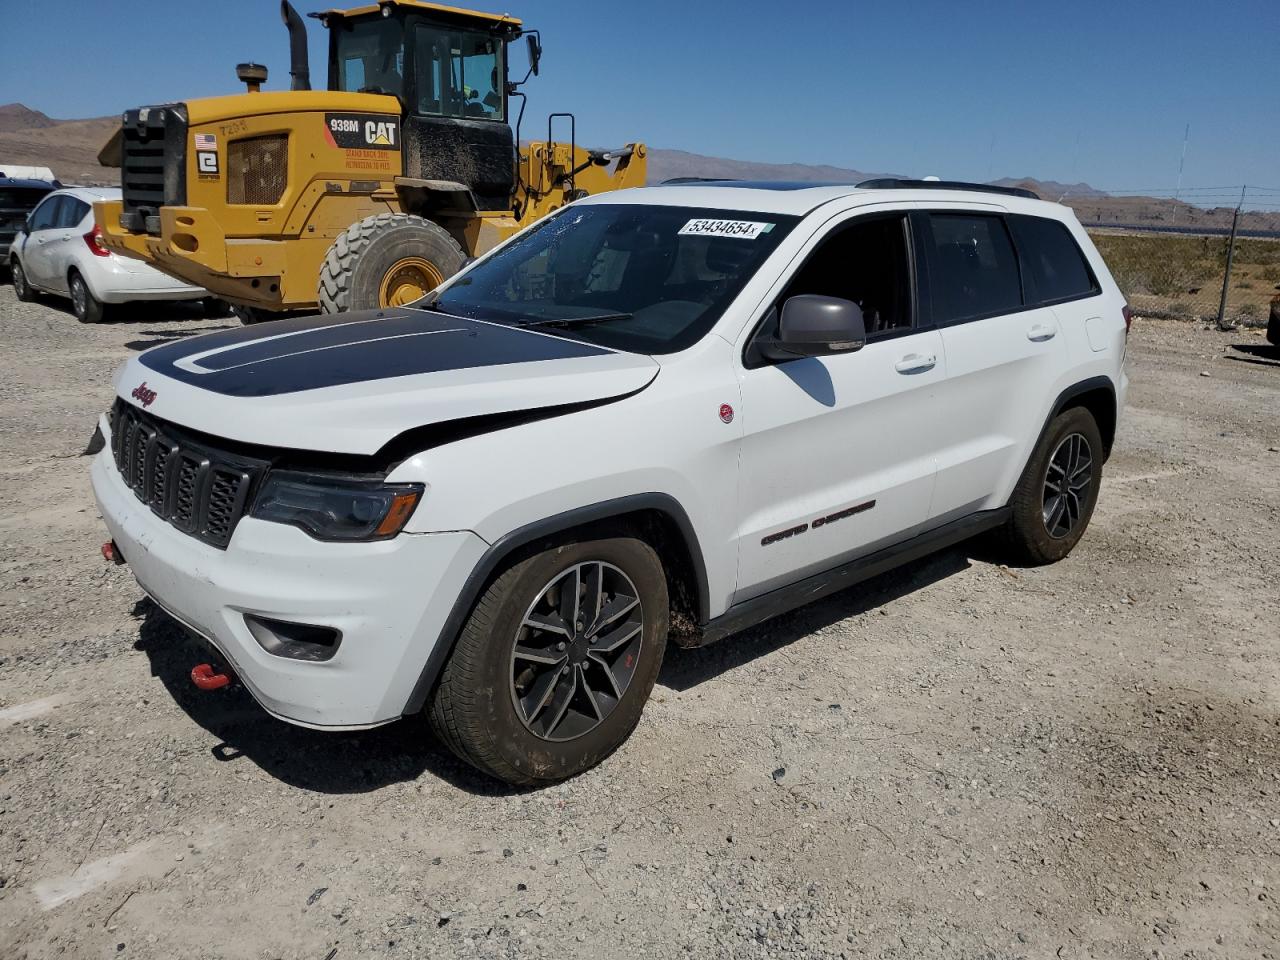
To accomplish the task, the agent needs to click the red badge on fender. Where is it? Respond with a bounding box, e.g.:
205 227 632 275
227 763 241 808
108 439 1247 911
719 403 734 424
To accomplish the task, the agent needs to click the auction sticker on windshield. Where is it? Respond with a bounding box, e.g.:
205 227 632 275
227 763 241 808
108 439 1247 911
678 219 774 239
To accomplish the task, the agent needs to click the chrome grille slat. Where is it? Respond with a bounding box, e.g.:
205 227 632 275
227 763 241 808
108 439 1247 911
109 400 263 550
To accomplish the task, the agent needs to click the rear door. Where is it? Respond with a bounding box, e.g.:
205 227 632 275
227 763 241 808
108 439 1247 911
734 209 944 600
20 195 65 289
921 209 1070 521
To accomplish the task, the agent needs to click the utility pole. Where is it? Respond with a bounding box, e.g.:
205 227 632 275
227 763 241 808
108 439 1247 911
1216 185 1247 330
1172 124 1189 226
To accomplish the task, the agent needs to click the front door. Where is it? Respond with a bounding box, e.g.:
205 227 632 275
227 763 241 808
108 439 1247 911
734 211 943 601
21 194 65 289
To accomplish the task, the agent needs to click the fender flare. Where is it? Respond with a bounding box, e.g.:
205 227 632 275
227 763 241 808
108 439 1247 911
400 493 709 716
1026 375 1118 473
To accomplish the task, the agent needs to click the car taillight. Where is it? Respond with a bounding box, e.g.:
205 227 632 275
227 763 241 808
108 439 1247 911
83 224 110 258
1122 304 1133 335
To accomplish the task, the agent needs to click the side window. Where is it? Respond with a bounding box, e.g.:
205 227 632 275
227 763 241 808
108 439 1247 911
781 215 912 336
414 25 504 120
1008 214 1098 305
27 196 63 231
926 214 1022 324
58 198 89 228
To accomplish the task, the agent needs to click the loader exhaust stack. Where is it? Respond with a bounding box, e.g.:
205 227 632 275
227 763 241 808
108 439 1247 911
280 0 311 91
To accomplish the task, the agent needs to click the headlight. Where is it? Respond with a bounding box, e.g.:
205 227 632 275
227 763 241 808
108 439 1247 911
252 472 423 541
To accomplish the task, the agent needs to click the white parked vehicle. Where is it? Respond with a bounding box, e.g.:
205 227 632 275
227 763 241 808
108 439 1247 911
9 186 209 322
90 179 1130 784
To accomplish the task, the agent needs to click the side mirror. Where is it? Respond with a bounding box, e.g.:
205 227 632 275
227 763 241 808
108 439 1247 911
752 294 867 363
526 33 542 76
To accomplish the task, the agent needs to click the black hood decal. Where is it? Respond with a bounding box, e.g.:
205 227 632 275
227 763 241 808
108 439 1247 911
139 308 610 397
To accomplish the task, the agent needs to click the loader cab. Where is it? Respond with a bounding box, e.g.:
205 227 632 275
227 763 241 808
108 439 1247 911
321 0 522 210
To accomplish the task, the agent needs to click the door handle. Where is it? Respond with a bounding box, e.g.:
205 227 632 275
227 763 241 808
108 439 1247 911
895 353 937 374
1027 324 1057 342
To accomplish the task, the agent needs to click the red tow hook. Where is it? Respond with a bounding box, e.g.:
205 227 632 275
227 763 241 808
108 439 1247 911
191 663 235 691
101 540 125 565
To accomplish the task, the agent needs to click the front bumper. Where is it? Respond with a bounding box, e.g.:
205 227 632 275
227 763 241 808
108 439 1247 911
90 418 487 728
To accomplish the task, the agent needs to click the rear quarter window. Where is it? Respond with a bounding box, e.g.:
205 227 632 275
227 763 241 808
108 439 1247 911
1008 214 1099 305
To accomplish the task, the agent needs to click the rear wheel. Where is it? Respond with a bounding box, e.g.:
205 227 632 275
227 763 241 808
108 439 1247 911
317 213 465 314
201 297 230 319
997 406 1104 565
429 534 668 786
230 304 276 325
69 270 105 323
11 260 35 301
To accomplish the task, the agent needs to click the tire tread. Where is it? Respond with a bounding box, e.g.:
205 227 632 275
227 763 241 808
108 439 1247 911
316 213 464 314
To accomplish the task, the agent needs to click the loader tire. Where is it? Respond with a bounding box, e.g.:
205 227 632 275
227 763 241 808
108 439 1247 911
317 213 466 314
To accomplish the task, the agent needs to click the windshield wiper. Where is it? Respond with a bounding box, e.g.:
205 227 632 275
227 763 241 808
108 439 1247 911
519 312 634 330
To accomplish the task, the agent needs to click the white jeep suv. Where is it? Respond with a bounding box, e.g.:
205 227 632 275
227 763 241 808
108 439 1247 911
91 179 1129 785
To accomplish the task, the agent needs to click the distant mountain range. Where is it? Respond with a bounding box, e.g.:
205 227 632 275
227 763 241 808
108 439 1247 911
3 103 1276 234
0 104 117 184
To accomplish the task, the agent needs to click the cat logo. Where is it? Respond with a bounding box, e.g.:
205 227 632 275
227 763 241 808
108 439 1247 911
323 113 400 152
364 121 397 147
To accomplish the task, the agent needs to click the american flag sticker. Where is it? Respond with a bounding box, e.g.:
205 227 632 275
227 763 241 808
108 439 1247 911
193 133 217 150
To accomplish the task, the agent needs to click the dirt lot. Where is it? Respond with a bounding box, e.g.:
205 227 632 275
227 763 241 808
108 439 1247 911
1 284 1278 960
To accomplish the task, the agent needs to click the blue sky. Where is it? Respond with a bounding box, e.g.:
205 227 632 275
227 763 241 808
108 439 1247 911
3 0 1278 198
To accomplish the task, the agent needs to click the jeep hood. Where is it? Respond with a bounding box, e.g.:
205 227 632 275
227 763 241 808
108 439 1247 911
115 307 659 455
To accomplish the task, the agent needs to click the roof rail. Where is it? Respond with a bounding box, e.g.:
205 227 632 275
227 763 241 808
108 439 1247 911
855 178 1039 200
661 176 741 185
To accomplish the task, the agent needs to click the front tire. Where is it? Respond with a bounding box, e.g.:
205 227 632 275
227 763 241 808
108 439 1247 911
997 406 1104 565
11 260 35 301
429 534 669 786
69 270 105 323
317 213 466 314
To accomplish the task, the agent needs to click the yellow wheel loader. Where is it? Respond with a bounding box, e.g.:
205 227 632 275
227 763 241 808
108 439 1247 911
95 0 646 321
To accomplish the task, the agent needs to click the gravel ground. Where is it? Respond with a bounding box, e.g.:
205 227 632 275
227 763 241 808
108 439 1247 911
1 283 1278 960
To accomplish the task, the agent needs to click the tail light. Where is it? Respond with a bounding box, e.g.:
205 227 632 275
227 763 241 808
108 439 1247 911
1122 304 1133 335
83 224 111 258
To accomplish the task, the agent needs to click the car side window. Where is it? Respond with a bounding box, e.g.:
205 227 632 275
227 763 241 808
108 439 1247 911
57 197 89 229
925 213 1022 324
1007 214 1098 305
27 195 63 232
780 214 913 336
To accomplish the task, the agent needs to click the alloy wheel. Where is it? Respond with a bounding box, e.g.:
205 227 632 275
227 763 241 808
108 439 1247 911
1042 432 1093 538
71 276 87 318
12 263 26 298
509 561 644 742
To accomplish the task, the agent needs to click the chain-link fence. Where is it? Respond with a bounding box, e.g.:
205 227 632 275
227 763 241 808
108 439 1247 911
1088 228 1280 326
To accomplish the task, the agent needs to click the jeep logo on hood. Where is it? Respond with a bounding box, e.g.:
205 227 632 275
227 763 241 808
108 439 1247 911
131 382 157 407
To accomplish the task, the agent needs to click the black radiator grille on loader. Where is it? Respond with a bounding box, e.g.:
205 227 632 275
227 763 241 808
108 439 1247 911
119 103 188 234
110 400 265 549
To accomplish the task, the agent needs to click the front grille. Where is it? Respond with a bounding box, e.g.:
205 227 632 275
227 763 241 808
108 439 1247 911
227 134 288 205
110 400 265 549
119 103 188 234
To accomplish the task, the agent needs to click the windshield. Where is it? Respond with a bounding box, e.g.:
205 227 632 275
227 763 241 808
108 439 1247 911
430 205 798 354
335 17 405 97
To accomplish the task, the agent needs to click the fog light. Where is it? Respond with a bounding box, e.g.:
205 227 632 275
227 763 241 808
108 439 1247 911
245 614 341 662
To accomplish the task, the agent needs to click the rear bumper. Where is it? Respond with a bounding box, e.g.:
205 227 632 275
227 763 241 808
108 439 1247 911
99 286 205 304
90 417 487 728
95 198 293 309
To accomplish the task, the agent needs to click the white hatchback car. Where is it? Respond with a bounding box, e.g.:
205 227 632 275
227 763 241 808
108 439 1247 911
91 179 1130 784
9 186 208 322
